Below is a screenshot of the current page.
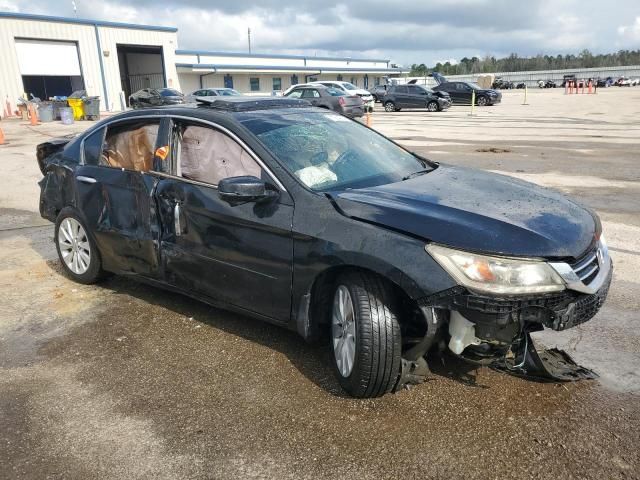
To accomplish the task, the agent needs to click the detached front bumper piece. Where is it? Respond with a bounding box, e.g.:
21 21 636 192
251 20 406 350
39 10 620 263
492 332 598 381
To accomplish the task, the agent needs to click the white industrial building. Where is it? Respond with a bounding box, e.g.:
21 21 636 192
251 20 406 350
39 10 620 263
0 12 407 112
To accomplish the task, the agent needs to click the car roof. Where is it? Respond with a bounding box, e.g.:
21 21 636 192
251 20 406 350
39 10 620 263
196 96 312 112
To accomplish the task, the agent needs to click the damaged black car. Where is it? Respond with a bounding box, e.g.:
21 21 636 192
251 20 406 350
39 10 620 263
37 97 612 398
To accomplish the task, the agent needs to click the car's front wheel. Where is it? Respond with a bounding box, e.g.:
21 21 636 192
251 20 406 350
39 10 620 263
55 209 105 284
384 101 396 112
477 95 488 106
330 272 402 398
427 101 439 112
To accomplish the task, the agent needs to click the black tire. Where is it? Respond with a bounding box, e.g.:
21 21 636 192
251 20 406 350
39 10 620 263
330 271 402 398
477 95 488 106
54 208 106 284
427 101 439 112
384 101 396 112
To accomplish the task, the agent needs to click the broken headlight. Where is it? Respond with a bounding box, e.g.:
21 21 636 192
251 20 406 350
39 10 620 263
426 244 565 295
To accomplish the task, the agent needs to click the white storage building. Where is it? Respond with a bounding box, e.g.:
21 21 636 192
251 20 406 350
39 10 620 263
0 12 407 112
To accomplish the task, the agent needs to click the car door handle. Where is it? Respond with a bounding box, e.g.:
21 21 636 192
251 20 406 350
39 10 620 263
174 203 182 236
77 175 97 184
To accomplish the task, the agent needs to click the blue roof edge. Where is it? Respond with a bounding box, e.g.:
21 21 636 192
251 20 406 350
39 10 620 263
176 63 407 73
0 11 178 32
176 49 390 63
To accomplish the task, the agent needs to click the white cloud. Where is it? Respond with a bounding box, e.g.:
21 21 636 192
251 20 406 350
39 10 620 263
617 17 640 45
0 0 20 11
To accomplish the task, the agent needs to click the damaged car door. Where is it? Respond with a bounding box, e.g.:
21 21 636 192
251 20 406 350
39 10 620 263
154 119 294 321
74 118 168 276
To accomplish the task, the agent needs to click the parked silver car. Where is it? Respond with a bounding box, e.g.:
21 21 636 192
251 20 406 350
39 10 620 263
185 88 242 103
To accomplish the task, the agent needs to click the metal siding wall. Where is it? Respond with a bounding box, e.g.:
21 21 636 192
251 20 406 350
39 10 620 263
0 18 101 107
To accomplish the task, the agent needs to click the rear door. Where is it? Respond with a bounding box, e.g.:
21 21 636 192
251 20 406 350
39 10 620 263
394 85 410 107
406 85 427 108
74 117 169 276
301 88 322 107
154 118 294 321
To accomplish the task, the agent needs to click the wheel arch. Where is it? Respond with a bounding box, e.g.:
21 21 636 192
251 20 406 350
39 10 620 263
295 262 422 342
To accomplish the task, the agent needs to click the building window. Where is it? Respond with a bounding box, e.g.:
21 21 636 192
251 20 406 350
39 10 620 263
224 74 234 89
364 75 369 89
350 77 357 86
291 74 299 85
250 77 260 92
307 76 318 82
272 77 282 91
375 77 381 86
337 74 343 81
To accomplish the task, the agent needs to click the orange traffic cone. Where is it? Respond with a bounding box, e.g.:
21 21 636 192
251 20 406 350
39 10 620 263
365 110 372 127
4 97 11 118
29 104 39 125
0 127 6 145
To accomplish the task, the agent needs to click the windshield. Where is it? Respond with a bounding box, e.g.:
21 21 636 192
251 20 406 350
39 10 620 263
342 83 357 90
238 111 431 191
160 89 182 97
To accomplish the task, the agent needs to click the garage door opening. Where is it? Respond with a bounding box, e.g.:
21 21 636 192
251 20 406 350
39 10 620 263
16 39 84 100
117 45 166 106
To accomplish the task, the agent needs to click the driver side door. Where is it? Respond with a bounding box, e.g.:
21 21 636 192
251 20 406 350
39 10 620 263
154 119 294 322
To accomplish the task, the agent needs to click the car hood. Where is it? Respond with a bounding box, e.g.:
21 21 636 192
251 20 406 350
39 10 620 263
329 164 597 259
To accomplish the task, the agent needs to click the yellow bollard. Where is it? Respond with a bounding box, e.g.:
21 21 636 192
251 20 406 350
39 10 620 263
365 110 372 127
522 86 529 105
470 89 475 116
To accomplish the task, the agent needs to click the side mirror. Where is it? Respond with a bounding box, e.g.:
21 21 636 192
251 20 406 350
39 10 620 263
218 176 279 204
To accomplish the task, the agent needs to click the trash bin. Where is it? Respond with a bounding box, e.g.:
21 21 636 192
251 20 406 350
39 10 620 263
52 99 68 120
59 107 74 125
82 96 101 121
67 98 84 120
38 102 54 122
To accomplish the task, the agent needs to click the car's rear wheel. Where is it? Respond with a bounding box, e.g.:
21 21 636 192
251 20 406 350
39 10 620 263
384 101 396 112
477 95 488 106
55 209 105 284
330 272 402 398
427 101 439 112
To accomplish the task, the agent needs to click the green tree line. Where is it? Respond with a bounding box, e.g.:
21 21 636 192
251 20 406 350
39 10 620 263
410 49 640 76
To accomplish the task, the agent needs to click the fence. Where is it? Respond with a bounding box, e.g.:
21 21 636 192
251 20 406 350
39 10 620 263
403 65 640 88
127 73 165 93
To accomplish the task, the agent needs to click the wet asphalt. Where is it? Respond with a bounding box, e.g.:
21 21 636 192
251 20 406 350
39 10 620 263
1 89 639 479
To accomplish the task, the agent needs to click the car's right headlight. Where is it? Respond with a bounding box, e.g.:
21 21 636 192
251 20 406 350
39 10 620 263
426 244 565 295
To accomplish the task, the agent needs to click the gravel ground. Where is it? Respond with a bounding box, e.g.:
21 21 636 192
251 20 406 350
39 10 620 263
1 88 639 479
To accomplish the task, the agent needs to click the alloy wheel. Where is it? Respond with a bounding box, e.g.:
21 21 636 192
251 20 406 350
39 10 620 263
58 217 91 275
332 285 356 378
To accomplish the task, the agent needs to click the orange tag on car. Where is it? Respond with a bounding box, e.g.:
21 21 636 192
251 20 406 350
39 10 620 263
155 145 169 160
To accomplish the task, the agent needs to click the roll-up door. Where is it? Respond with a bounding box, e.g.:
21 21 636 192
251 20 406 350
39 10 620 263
15 39 81 76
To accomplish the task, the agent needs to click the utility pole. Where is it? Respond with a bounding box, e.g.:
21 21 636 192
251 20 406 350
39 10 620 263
247 28 252 54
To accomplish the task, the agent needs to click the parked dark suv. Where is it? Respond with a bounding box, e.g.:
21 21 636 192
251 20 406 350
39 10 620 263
433 81 501 106
36 97 611 398
382 84 452 112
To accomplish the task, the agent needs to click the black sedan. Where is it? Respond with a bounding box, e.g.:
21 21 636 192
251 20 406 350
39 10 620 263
129 88 184 108
433 81 501 106
284 85 363 118
382 84 451 112
36 97 611 397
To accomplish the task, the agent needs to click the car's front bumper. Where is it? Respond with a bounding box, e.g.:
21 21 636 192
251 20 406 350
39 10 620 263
419 259 612 343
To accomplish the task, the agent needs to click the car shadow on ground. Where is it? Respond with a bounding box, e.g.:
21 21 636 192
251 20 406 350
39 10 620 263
28 222 496 397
